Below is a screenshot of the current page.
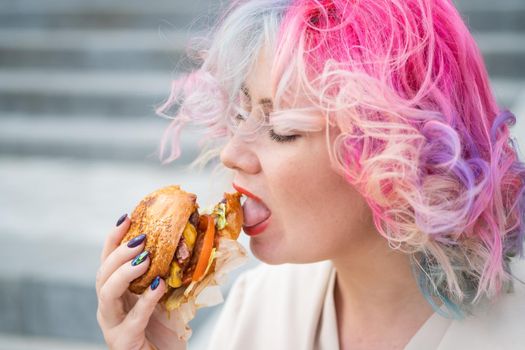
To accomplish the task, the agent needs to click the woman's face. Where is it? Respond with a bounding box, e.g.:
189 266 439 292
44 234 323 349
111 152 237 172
220 51 379 265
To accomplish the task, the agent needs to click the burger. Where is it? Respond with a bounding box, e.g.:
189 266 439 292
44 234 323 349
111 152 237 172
120 185 247 338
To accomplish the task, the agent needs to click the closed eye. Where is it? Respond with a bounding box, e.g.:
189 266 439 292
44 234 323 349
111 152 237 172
268 129 299 143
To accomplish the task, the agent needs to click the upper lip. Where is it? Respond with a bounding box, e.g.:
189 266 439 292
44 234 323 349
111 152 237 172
232 183 262 202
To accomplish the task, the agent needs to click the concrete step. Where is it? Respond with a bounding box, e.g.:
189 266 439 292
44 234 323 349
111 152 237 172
0 155 259 345
0 11 216 29
0 239 106 344
1 0 522 13
0 113 202 163
0 12 210 31
0 0 217 30
454 0 525 32
0 12 215 31
0 69 522 116
459 8 525 32
490 79 525 110
0 69 173 116
0 0 214 14
0 29 522 77
473 32 525 78
454 0 525 10
0 29 199 71
0 0 523 32
0 334 105 350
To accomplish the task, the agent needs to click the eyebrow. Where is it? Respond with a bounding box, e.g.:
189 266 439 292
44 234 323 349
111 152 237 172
240 83 274 109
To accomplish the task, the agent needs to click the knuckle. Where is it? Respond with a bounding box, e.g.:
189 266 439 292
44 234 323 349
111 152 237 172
98 284 112 307
126 308 144 330
111 243 126 260
118 242 140 262
110 224 124 241
117 261 135 280
127 259 150 278
127 305 141 323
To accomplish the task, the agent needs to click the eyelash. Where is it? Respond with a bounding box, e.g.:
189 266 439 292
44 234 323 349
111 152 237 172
234 114 299 143
268 129 299 143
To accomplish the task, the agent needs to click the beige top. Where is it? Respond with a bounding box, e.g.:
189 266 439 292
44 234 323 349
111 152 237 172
208 259 525 350
313 267 453 349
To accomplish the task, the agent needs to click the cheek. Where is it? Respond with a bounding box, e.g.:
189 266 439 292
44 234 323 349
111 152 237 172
292 179 371 251
265 149 376 262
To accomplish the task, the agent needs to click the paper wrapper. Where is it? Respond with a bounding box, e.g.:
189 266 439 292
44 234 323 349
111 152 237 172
163 236 248 341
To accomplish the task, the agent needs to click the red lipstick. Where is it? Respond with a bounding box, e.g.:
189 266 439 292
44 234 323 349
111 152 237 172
232 183 261 202
243 217 271 236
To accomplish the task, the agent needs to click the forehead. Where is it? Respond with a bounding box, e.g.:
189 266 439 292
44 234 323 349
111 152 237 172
242 47 273 100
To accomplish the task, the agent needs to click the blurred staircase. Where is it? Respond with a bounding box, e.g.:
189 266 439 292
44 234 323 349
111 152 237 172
0 0 523 348
0 1 231 349
0 0 219 162
454 0 525 112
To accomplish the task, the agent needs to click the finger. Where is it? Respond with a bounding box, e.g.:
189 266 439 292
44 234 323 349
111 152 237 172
122 277 167 333
98 252 151 328
100 213 131 264
96 234 147 294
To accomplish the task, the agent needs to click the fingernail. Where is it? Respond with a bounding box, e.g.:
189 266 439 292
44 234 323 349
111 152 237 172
150 276 161 290
131 251 149 266
127 234 146 248
116 213 127 227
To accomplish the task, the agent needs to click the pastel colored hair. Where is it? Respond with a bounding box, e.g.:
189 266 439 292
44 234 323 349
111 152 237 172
157 0 525 317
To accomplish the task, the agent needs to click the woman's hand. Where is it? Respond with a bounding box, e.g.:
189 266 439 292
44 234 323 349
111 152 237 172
96 214 187 350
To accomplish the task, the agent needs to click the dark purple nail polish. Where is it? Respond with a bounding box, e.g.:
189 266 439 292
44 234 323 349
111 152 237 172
116 213 127 227
131 251 149 266
127 234 146 248
151 276 161 290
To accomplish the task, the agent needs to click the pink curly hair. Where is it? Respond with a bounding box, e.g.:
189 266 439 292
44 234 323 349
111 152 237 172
156 0 525 317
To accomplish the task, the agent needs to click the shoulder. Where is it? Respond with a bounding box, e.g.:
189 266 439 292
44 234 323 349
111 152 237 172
207 260 333 350
439 258 525 349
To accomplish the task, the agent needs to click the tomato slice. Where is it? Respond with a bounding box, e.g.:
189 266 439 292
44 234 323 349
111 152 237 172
192 215 216 282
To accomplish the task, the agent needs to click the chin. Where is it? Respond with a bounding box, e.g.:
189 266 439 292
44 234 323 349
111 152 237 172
249 238 290 265
250 238 324 265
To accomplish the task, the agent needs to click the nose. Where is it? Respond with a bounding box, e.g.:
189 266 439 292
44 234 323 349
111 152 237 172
220 134 261 174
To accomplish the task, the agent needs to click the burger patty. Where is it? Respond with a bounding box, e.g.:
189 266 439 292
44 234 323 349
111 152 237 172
189 211 200 228
167 209 208 287
175 236 191 267
175 210 200 266
181 222 206 285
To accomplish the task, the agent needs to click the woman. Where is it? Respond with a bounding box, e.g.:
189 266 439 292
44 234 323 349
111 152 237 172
96 0 525 349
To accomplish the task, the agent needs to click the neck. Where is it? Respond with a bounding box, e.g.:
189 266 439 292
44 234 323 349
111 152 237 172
331 237 435 334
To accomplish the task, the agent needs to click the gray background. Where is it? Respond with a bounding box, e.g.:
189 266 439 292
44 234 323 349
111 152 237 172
0 0 524 349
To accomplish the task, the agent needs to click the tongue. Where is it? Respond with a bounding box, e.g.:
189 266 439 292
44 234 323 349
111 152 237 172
242 197 271 227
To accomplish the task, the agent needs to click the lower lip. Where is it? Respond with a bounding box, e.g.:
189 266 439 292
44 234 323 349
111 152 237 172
243 217 271 236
